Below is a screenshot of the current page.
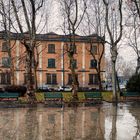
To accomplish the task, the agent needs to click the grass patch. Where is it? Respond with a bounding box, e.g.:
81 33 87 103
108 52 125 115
101 92 113 102
35 92 45 102
62 92 86 102
62 92 73 102
78 92 85 102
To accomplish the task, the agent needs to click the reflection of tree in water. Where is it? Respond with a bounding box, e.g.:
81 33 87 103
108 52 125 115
67 109 77 140
84 108 104 140
110 105 117 140
97 108 104 140
129 103 140 140
45 113 57 139
133 120 140 140
24 108 39 140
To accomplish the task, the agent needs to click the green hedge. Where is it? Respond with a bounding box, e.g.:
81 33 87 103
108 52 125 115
101 92 113 102
126 73 140 92
62 92 73 102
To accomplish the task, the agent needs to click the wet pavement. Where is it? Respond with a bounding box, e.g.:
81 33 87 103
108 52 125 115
0 102 139 140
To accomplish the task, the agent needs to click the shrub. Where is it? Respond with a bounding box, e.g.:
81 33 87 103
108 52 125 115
5 85 27 97
126 73 140 92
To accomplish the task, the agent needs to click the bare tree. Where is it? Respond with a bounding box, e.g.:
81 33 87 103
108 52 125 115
131 0 140 19
103 0 123 102
60 0 87 101
116 56 135 78
83 0 106 91
125 0 140 74
0 0 16 85
10 0 45 101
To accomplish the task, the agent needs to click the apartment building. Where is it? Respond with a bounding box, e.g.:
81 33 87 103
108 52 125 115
0 31 105 89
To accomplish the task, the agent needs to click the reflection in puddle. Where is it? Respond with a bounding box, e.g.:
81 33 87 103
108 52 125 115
0 103 139 140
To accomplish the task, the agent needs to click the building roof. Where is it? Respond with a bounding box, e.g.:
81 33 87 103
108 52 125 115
0 31 105 43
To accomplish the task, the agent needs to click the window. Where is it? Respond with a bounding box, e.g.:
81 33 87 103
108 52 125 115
90 59 97 68
89 74 98 84
24 73 34 84
2 42 9 52
70 59 77 69
48 44 55 53
46 73 57 84
90 45 97 55
0 73 11 84
48 59 55 68
68 74 78 85
2 57 10 68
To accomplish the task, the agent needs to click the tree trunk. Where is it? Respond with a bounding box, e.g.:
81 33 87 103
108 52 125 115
26 50 36 102
116 72 120 93
33 66 38 90
8 40 15 85
112 60 118 103
70 56 79 101
136 57 140 74
33 48 39 90
10 64 15 85
97 71 102 91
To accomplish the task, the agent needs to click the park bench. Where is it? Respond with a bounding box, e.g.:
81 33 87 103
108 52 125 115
84 92 102 103
0 92 19 101
44 92 63 105
123 92 140 100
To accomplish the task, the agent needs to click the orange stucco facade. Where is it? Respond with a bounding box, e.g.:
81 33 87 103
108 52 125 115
0 32 105 89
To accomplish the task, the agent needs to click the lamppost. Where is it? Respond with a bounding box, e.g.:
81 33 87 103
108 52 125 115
62 43 65 87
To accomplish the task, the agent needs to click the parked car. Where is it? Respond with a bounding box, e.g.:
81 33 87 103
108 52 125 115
120 84 126 90
57 86 72 91
39 84 58 91
38 84 50 91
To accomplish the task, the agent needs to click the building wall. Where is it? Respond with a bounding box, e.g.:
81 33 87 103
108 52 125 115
0 34 105 89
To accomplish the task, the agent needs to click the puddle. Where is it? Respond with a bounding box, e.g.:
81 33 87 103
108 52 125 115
0 102 139 140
